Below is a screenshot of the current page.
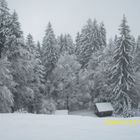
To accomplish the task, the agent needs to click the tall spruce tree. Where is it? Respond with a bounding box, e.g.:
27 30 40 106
5 11 35 112
0 0 11 58
42 22 58 79
26 34 45 85
64 34 75 55
99 22 106 48
0 2 20 112
26 34 45 113
77 19 106 68
36 41 42 57
0 0 16 113
75 32 81 56
111 16 135 117
58 34 75 55
6 11 24 59
0 57 14 112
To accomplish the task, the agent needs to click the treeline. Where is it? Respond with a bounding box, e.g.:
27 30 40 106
0 0 140 117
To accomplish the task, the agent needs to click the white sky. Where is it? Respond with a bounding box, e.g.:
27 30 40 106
7 0 140 42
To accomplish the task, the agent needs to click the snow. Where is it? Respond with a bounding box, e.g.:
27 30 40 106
69 110 97 117
55 110 68 115
0 114 140 140
95 102 114 112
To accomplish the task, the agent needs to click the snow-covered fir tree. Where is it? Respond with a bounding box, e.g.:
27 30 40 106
6 11 23 58
75 32 81 56
36 41 42 57
77 19 106 68
27 34 45 85
99 22 106 48
0 57 15 113
42 22 58 79
1 10 35 112
111 16 135 117
26 34 45 113
26 34 35 53
77 19 94 68
65 34 75 55
0 0 11 58
58 34 75 55
0 2 18 112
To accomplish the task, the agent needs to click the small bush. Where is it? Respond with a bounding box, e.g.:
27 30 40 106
0 85 13 113
40 99 56 114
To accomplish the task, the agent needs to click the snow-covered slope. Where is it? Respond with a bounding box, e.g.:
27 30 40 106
0 114 140 140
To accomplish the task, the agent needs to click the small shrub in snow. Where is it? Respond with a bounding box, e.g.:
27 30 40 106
14 108 28 113
40 99 56 114
0 85 13 113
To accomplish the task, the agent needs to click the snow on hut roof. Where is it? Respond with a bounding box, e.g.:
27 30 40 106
95 102 114 112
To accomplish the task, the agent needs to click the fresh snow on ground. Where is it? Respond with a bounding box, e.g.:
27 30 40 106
69 110 97 117
0 113 140 140
55 110 68 115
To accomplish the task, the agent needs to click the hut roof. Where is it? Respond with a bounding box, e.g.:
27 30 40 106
95 102 114 112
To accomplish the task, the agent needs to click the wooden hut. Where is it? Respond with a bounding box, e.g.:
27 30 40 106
94 102 114 117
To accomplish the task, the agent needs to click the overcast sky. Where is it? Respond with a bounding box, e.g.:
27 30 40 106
7 0 140 42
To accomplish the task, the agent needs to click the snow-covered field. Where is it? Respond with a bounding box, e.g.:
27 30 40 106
0 113 140 140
